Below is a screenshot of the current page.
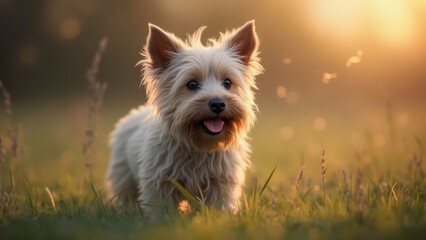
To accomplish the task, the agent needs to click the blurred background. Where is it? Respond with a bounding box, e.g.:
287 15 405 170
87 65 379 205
0 0 425 185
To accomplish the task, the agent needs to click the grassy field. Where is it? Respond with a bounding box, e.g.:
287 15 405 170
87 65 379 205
0 92 425 240
1 42 426 239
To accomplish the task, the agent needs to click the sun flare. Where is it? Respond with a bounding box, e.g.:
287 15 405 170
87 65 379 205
306 0 419 47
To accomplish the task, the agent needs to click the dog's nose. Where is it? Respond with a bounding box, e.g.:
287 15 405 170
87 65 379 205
209 98 226 114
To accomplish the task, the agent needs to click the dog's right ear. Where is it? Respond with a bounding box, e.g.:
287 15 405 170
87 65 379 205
226 20 259 65
146 24 183 70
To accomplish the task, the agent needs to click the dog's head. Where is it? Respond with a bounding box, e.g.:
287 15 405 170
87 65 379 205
139 21 263 151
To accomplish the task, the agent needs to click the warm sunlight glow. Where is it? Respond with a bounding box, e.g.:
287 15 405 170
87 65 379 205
306 0 364 40
373 0 416 47
307 0 418 47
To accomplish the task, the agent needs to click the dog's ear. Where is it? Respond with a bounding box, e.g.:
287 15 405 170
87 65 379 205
227 20 259 65
147 24 183 70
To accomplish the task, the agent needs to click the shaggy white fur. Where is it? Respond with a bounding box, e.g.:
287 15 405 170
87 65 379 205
106 20 263 215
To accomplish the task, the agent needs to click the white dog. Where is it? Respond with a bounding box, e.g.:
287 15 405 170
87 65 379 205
106 20 263 215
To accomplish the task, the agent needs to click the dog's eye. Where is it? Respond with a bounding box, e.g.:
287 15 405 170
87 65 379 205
187 80 200 91
222 79 232 89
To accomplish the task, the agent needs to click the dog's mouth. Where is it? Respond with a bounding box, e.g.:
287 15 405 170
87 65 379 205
200 118 225 135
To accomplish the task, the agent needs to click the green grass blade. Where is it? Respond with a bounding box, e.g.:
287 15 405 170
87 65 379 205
23 178 35 211
170 180 202 209
300 186 313 201
414 135 424 154
251 178 258 206
258 164 277 198
90 183 106 213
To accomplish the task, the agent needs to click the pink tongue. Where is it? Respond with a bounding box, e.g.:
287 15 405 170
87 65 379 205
203 118 224 133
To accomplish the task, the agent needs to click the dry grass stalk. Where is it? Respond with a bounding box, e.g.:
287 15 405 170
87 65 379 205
412 153 424 182
0 136 4 165
0 80 19 159
356 184 367 220
355 170 363 196
45 186 57 212
320 150 327 201
355 171 367 215
0 80 20 160
0 80 13 122
82 38 108 182
0 80 20 193
0 191 19 215
0 136 4 191
342 168 351 200
291 165 305 203
390 182 398 203
9 126 19 160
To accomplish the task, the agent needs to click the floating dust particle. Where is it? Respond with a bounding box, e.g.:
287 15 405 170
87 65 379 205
346 49 363 67
322 72 337 84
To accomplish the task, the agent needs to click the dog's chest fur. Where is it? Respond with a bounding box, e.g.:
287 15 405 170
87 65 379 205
127 106 251 201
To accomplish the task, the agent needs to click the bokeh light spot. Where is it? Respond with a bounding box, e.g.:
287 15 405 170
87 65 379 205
313 185 321 192
313 118 327 131
282 58 292 65
59 18 81 40
276 85 287 98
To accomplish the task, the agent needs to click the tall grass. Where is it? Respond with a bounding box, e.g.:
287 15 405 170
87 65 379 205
82 38 108 183
320 150 327 203
0 80 20 194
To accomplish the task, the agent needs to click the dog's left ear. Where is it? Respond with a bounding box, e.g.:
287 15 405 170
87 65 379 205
227 20 259 65
146 24 184 70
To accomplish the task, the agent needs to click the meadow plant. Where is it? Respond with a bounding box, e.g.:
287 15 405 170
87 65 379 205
82 38 108 182
0 80 20 193
320 150 327 202
291 164 305 204
342 168 351 202
0 40 425 240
